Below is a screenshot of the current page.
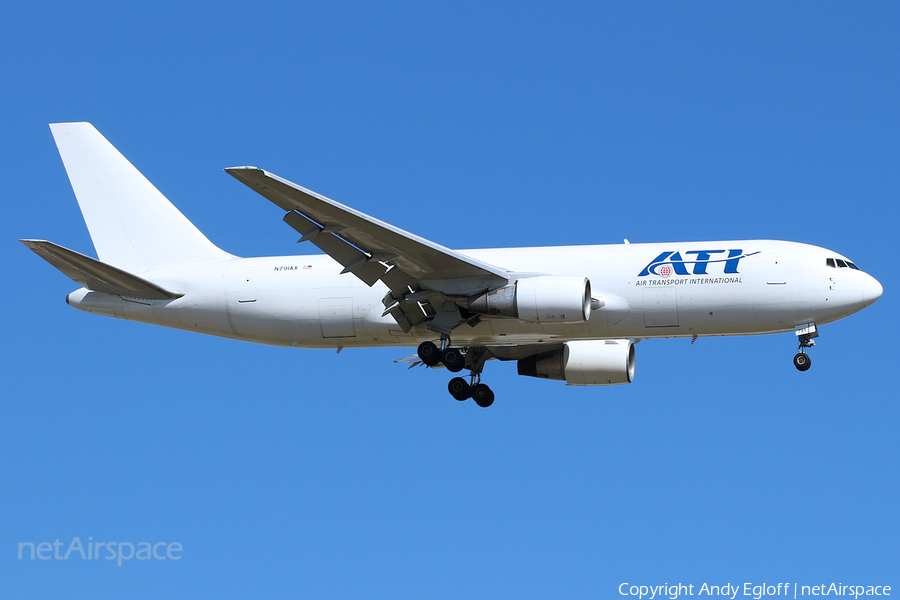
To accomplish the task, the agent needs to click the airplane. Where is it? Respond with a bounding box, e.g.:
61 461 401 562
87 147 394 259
22 123 883 407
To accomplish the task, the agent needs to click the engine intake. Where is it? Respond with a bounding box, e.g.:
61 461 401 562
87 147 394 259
517 340 635 386
468 276 591 324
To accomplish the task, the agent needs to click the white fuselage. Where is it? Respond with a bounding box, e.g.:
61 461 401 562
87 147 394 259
66 240 882 349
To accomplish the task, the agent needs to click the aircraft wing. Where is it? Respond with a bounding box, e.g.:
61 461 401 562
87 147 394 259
226 167 510 331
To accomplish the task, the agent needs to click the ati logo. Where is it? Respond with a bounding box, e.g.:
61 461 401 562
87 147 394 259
638 250 760 277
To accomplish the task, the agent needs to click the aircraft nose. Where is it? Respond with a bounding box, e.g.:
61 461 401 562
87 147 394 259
862 274 883 308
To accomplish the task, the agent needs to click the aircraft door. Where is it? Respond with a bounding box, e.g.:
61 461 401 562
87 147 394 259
237 270 257 302
767 252 786 285
319 297 356 338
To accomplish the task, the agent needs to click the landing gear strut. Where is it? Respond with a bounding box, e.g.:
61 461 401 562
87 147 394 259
419 341 496 407
462 348 495 407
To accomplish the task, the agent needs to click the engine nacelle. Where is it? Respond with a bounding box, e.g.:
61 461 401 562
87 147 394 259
517 339 635 386
468 276 591 324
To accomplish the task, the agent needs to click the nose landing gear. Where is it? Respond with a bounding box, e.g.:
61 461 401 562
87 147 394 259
419 341 495 407
793 323 817 372
793 352 812 371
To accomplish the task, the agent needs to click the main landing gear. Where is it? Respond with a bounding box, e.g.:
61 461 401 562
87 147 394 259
418 340 495 407
447 376 495 407
793 323 817 372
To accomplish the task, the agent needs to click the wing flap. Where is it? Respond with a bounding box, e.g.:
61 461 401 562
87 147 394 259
21 240 183 300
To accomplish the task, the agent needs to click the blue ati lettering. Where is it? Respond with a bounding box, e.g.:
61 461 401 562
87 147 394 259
638 250 759 277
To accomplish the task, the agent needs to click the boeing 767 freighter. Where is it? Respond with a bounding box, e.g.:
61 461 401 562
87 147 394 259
22 123 883 407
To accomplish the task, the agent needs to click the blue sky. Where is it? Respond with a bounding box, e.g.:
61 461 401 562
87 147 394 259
2 2 897 598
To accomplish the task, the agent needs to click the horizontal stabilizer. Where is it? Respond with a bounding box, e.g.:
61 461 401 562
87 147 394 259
20 240 183 300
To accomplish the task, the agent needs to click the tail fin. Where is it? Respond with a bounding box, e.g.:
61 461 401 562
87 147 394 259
50 123 232 274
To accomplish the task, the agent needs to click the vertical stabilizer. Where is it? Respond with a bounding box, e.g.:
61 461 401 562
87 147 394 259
50 123 232 274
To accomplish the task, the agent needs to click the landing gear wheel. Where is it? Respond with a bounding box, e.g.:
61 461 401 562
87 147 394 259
793 352 812 371
417 341 440 367
471 383 495 408
448 377 471 401
441 348 466 373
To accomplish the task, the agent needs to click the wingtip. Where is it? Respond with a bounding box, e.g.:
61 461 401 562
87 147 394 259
49 122 94 130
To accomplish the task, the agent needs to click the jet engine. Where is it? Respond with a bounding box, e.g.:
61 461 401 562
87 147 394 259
517 339 635 385
468 276 591 324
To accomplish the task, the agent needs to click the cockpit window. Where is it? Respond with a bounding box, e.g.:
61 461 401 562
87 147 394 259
826 257 863 271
